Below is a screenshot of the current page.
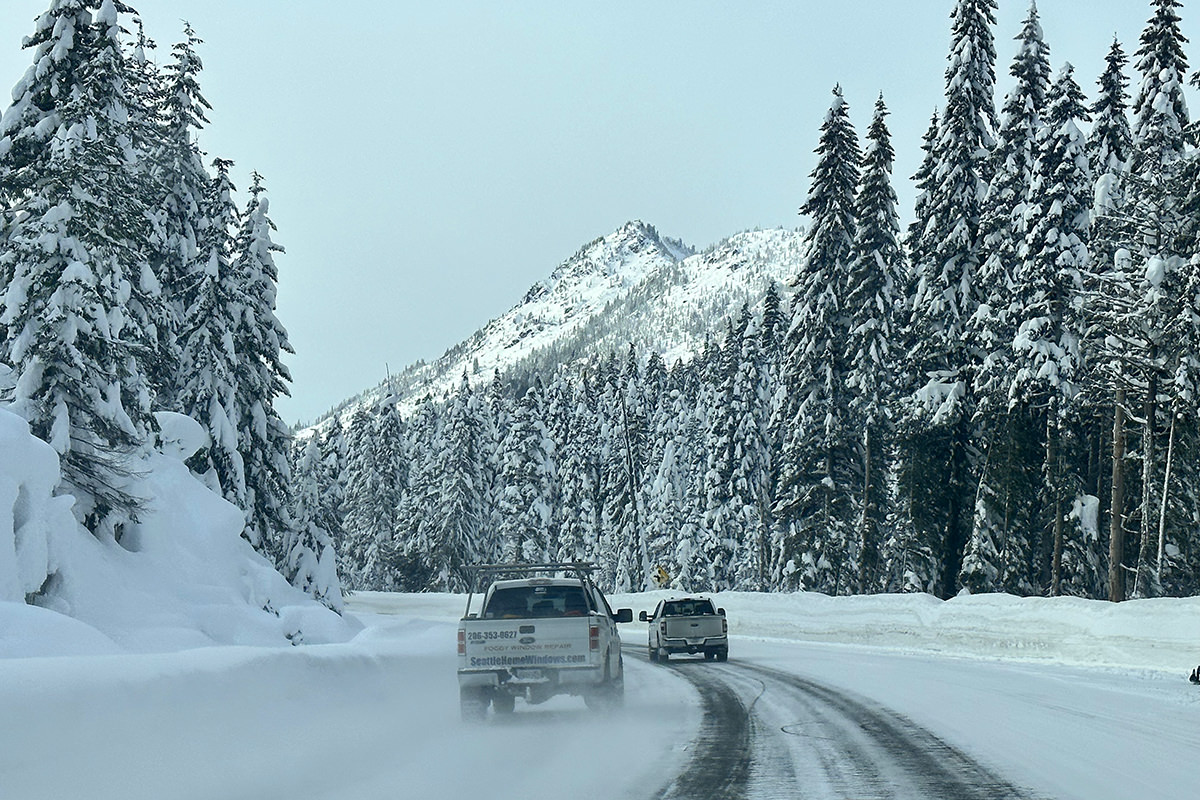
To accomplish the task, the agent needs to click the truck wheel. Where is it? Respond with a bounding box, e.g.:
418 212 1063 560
648 645 658 663
658 648 670 663
460 686 489 722
492 692 515 714
704 650 715 661
716 648 728 662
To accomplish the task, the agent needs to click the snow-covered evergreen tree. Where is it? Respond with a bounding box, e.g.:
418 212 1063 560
555 380 601 565
427 375 486 590
232 173 295 558
0 0 159 536
1083 38 1136 602
776 85 860 594
961 3 1051 594
497 383 552 566
702 319 741 591
845 95 904 593
1122 0 1191 599
176 158 246 513
1131 0 1189 175
149 22 212 405
677 358 719 592
287 435 344 614
725 306 771 590
338 407 376 586
1013 64 1092 596
897 0 997 598
614 348 650 589
1090 38 1133 227
394 397 440 588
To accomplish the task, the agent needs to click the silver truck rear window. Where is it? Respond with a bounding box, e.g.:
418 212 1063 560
484 586 590 619
662 600 715 616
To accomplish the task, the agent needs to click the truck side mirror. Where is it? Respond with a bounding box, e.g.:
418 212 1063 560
615 608 633 623
638 610 649 622
717 608 726 616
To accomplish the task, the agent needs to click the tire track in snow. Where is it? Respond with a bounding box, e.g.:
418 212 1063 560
632 650 1039 800
634 652 753 800
732 659 1038 800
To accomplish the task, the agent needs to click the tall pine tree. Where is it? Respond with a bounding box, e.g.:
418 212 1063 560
0 0 159 536
776 85 860 594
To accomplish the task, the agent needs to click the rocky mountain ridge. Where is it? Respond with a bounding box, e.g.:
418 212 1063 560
317 221 804 424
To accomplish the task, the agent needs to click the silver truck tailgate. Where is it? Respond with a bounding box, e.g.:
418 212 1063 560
663 615 724 640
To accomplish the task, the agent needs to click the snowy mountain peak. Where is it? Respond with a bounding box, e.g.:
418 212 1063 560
317 223 802 425
535 220 689 295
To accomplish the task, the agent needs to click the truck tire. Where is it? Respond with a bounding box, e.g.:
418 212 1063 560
492 692 515 714
716 648 728 662
658 648 670 663
460 686 489 722
648 645 659 662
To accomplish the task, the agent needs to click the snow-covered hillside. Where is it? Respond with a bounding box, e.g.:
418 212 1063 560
322 221 803 421
0 407 357 656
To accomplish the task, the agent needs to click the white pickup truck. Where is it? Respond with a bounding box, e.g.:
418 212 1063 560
639 596 728 662
457 563 633 720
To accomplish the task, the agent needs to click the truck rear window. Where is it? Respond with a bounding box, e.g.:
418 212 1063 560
662 599 715 616
484 586 591 619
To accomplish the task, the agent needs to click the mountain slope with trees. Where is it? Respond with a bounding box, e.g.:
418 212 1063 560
321 0 1200 603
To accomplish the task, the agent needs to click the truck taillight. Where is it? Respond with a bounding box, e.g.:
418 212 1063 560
457 628 466 655
589 624 599 651
722 618 728 634
660 621 667 636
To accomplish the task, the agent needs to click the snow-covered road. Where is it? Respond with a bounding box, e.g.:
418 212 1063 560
652 640 1200 800
3 592 1199 799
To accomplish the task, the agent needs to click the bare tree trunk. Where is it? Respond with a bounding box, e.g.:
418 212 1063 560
1157 401 1177 577
858 427 880 594
1135 364 1159 598
1049 406 1063 597
1109 390 1126 602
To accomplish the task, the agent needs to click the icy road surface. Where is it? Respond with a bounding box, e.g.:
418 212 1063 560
2 592 1199 799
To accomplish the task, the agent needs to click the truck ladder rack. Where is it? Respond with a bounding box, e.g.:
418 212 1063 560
462 562 600 617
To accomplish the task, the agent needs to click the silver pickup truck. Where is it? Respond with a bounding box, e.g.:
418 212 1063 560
457 563 633 720
640 596 728 662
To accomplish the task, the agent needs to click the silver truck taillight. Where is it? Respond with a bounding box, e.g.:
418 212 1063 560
589 624 599 651
457 628 466 655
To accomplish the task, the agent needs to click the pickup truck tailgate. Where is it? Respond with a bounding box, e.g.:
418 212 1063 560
663 615 724 640
460 617 596 672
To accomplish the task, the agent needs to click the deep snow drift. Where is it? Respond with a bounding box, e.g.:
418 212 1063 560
0 406 357 657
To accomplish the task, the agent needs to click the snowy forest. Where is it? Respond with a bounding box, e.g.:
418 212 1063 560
320 0 1200 602
7 0 1200 609
0 1 340 610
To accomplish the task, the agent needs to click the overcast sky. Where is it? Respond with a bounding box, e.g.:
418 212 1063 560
0 1 1184 424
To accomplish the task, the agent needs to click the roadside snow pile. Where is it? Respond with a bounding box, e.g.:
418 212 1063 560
351 588 1200 673
686 590 1200 672
0 407 357 658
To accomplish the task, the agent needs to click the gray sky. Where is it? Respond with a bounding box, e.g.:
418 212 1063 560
0 1 1181 424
